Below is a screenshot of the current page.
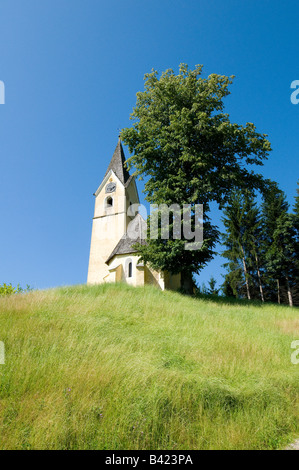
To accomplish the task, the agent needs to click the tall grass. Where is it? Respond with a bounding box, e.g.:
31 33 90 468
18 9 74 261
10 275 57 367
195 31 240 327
0 283 298 449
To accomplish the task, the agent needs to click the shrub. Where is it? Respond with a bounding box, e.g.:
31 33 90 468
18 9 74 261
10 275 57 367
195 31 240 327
0 283 32 297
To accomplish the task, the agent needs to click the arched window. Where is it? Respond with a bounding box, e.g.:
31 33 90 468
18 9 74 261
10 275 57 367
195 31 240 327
105 196 113 208
128 262 133 278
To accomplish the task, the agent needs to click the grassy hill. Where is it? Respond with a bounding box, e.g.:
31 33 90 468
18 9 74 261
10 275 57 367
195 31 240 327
0 283 298 450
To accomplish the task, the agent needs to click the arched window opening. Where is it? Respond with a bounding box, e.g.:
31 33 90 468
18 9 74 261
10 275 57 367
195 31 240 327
105 196 113 208
128 262 133 278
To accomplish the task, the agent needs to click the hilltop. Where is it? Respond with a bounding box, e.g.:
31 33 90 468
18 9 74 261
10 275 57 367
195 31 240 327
0 283 298 450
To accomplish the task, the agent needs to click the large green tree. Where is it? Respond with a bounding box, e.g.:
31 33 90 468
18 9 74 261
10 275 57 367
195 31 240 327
121 64 271 290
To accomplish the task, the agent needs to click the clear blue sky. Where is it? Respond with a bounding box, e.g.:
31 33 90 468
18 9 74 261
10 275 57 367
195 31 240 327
1 0 299 290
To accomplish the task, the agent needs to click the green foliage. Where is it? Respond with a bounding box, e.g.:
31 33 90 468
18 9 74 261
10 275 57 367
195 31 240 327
122 64 271 207
222 266 244 298
261 181 297 305
294 181 299 227
0 283 298 449
293 181 299 270
135 217 218 282
261 181 289 242
206 276 219 295
222 181 299 306
0 283 32 297
121 64 271 286
196 276 219 297
222 191 264 300
293 182 299 300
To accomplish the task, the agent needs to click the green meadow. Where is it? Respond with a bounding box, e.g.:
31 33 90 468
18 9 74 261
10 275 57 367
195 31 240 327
0 283 298 450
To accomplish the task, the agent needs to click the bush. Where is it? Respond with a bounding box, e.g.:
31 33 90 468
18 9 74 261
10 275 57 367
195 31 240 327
0 283 32 297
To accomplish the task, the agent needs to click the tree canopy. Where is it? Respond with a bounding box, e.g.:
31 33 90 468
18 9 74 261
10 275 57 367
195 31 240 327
222 182 299 306
121 64 272 289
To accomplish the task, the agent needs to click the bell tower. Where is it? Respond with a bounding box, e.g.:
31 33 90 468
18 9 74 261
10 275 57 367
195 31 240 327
87 139 140 284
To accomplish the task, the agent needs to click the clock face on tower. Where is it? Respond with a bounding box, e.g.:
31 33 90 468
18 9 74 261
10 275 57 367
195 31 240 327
105 182 116 193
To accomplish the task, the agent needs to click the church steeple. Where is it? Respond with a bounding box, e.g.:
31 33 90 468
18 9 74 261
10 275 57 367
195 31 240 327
104 138 131 185
88 137 140 286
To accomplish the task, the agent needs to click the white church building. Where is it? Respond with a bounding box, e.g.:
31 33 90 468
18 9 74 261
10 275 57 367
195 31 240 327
87 139 181 290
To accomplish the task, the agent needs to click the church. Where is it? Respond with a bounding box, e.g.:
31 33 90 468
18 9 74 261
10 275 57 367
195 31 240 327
87 139 181 290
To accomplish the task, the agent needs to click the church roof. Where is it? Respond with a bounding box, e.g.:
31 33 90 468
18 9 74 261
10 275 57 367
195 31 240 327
106 214 146 264
104 139 131 185
105 235 140 264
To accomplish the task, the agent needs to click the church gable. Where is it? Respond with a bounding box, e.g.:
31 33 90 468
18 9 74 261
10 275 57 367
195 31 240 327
93 169 124 198
93 171 126 220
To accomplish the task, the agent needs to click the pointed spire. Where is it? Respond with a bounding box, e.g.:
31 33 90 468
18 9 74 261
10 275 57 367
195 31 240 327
104 138 131 185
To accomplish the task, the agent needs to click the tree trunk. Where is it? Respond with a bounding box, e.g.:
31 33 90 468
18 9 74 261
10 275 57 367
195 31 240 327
255 254 265 302
277 279 281 304
286 276 293 307
240 245 251 300
180 272 194 295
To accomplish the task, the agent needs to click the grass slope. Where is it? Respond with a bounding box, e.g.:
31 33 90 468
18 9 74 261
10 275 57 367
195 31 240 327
0 283 298 450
